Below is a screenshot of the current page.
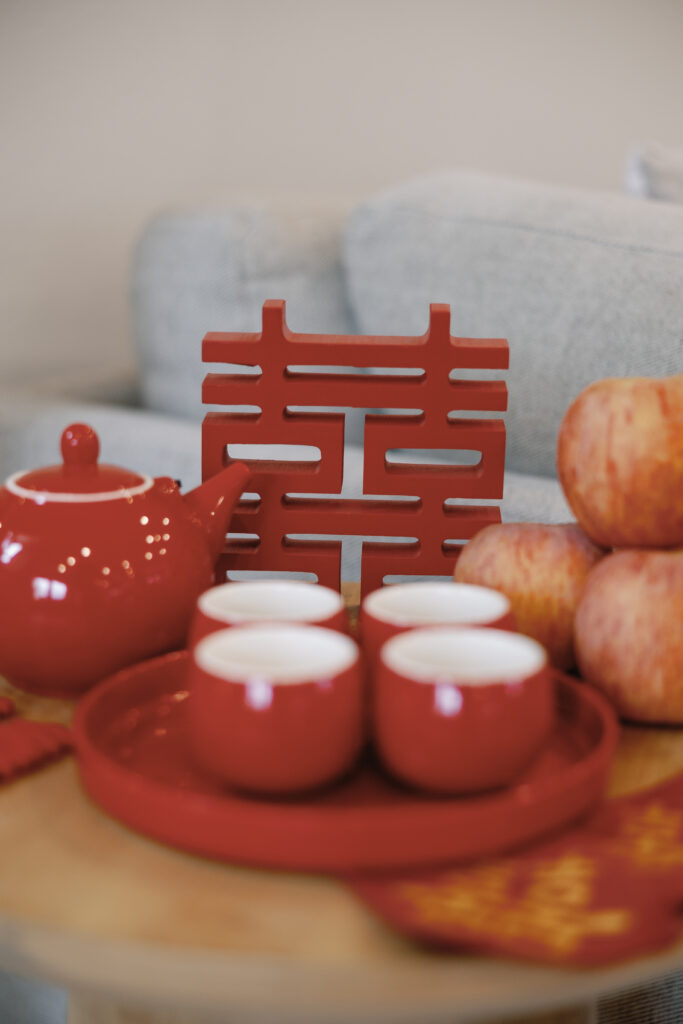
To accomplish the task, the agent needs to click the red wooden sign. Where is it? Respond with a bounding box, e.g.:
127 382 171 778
202 300 508 595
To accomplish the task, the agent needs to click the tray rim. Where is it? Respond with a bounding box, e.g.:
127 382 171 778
73 650 620 872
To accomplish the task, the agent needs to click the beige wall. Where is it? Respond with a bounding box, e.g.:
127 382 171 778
1 0 682 387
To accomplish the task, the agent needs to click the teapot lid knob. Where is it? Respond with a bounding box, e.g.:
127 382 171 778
61 424 100 470
9 422 146 496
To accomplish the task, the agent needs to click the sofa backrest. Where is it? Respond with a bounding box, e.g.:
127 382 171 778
132 175 683 480
343 171 683 477
132 201 356 423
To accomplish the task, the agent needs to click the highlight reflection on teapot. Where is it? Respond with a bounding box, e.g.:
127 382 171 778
0 424 249 696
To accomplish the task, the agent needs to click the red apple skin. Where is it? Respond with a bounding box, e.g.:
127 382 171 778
557 374 683 549
574 548 683 723
454 522 604 671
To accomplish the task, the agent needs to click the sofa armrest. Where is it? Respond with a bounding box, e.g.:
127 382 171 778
0 397 202 490
0 406 571 585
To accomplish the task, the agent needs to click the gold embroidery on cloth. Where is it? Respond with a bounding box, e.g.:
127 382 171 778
612 803 683 868
400 855 631 955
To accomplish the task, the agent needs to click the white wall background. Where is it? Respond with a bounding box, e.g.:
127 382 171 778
1 0 682 387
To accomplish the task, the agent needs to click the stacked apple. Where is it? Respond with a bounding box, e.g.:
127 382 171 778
455 373 683 723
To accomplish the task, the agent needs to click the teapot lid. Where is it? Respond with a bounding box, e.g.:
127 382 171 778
8 424 152 502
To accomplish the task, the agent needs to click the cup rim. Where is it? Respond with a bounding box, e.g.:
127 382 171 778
362 581 511 627
197 579 344 624
194 623 358 685
381 626 547 685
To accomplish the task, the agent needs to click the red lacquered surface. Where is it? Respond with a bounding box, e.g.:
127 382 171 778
188 628 364 794
74 651 619 873
189 580 349 647
374 659 553 794
202 300 508 595
0 424 249 697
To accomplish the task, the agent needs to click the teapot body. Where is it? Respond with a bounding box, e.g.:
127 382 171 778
0 481 215 696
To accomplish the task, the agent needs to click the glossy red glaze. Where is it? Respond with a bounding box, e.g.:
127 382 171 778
359 581 516 670
0 424 249 696
188 625 364 794
189 580 349 647
18 423 144 493
73 652 618 872
375 629 554 794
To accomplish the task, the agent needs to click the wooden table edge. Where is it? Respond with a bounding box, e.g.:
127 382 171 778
1 581 683 1021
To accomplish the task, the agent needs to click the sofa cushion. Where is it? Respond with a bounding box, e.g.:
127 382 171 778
0 400 570 582
625 141 683 203
0 397 204 491
343 171 683 477
132 202 356 423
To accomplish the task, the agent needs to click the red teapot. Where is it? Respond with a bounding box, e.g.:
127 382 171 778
0 424 249 696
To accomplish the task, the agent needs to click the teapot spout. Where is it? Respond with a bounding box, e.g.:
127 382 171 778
184 462 250 563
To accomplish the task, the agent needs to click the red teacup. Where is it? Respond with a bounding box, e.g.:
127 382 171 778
360 581 515 669
189 580 348 647
374 626 554 794
187 623 364 794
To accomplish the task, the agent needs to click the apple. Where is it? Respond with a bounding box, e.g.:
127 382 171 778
574 548 683 723
454 522 604 670
557 374 683 549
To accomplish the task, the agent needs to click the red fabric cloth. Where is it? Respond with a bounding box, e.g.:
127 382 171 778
350 774 683 965
0 718 72 780
0 696 15 719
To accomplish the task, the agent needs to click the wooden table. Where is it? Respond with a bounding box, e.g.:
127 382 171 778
1 584 683 1024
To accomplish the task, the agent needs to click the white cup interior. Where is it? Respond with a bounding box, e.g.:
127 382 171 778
198 580 344 624
382 627 546 685
363 581 510 627
194 623 358 684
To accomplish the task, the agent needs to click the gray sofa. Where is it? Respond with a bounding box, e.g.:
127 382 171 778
3 170 682 586
1 169 682 1024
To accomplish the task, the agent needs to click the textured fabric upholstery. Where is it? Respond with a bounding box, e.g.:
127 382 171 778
343 171 683 477
625 141 683 203
0 397 204 492
132 202 356 423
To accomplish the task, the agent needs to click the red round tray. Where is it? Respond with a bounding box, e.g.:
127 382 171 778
74 651 619 873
